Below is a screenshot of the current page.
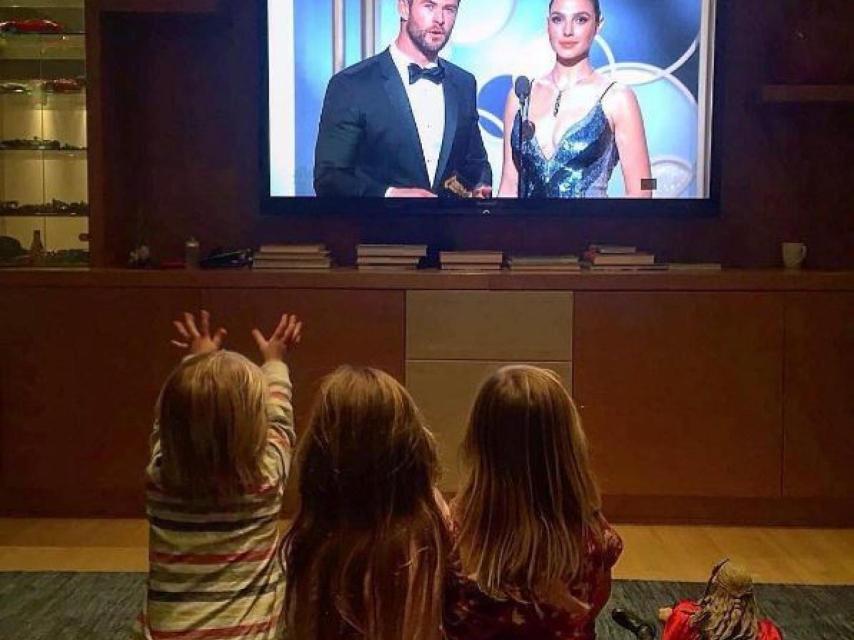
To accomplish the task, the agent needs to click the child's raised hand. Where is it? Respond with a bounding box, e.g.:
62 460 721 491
171 310 228 356
252 313 302 363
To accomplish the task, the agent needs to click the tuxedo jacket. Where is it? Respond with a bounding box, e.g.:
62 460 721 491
313 48 492 197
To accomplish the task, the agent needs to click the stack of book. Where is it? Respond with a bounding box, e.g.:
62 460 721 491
356 244 427 271
506 254 581 273
581 244 665 272
439 250 505 272
252 244 332 270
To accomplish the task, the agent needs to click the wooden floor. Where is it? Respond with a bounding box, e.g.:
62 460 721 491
0 519 852 585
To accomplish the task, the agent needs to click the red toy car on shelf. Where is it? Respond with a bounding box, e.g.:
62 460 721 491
43 78 85 93
0 19 64 34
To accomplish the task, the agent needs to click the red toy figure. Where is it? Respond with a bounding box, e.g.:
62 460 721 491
660 561 784 640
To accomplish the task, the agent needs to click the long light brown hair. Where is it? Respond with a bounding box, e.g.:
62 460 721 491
454 365 603 604
283 366 449 640
693 562 761 640
157 351 268 502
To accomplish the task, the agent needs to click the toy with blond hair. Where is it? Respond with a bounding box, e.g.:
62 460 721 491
133 310 302 640
659 560 783 640
445 365 623 640
282 366 450 640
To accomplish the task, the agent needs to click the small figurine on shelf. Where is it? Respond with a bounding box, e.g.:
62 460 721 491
0 82 30 95
129 244 152 268
42 77 86 94
29 230 45 266
1 200 20 214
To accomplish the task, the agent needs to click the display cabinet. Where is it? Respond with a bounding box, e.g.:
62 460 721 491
0 0 88 267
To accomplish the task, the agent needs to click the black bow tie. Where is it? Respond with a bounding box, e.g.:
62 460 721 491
408 63 445 85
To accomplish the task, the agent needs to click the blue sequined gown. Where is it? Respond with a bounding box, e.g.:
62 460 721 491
511 85 619 198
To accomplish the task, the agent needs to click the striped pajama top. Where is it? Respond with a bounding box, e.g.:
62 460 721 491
133 360 295 640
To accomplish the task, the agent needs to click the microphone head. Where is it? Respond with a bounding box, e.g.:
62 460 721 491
514 75 531 100
521 120 536 142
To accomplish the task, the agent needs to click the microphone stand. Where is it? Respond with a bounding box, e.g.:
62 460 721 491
517 94 528 199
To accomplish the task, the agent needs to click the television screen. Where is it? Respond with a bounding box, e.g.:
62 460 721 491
264 0 720 210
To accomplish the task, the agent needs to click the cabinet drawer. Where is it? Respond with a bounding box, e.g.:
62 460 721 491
407 291 573 360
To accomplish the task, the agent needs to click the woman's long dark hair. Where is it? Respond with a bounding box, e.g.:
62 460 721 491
283 366 449 640
549 0 602 21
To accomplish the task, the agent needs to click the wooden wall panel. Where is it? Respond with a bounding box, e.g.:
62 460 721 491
1 279 851 524
200 289 406 426
406 360 572 491
0 287 200 516
783 293 854 498
573 292 784 499
90 1 854 269
0 286 404 516
407 291 573 361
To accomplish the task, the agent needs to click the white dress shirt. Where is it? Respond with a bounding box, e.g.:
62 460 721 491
388 42 446 190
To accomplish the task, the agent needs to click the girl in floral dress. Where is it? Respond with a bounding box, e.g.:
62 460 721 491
446 365 622 640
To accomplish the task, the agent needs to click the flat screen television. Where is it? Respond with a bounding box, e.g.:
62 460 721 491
262 0 724 216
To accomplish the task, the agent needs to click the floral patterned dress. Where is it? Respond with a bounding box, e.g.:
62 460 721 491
444 514 623 640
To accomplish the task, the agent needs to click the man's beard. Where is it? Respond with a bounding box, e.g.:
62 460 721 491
407 22 450 57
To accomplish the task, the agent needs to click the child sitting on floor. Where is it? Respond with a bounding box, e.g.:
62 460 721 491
446 365 623 640
659 560 783 640
133 310 302 640
282 366 451 640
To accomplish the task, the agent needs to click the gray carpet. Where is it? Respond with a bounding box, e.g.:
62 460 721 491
0 573 850 639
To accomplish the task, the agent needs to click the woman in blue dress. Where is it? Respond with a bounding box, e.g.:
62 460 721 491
497 0 653 199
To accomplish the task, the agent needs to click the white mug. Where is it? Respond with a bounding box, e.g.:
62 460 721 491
782 242 807 269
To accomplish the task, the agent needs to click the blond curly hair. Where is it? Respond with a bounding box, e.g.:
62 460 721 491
692 562 761 640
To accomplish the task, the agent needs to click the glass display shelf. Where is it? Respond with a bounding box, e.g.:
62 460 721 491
1 0 87 265
0 253 90 268
0 1 83 7
0 87 86 109
0 215 88 263
0 33 85 60
0 147 87 155
0 212 86 217
1 200 89 216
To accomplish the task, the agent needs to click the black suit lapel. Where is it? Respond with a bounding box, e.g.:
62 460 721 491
433 70 459 191
379 49 430 189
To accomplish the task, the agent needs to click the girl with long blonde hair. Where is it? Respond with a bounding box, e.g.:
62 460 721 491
282 366 450 640
660 561 783 640
446 365 622 640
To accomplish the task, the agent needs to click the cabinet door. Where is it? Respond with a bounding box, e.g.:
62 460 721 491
0 286 200 516
783 293 854 499
574 292 784 499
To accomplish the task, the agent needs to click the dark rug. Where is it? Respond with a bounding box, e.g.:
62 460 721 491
0 573 850 639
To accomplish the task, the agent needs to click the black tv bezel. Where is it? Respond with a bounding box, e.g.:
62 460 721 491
259 0 727 219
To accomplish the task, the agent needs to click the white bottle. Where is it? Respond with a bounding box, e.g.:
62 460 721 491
185 237 200 269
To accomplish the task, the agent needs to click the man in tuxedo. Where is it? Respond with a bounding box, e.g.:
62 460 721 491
314 0 492 198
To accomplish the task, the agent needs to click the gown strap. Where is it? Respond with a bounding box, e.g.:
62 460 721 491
598 82 618 103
